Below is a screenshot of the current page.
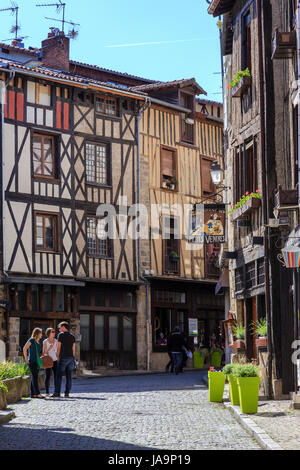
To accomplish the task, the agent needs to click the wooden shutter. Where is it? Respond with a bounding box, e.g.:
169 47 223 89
201 158 213 194
161 148 175 177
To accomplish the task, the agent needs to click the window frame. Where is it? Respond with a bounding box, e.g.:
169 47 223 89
86 216 112 259
85 141 110 187
95 95 118 117
32 133 58 180
160 145 178 191
34 211 60 253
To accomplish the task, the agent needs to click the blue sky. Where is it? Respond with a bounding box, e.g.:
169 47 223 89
0 0 223 100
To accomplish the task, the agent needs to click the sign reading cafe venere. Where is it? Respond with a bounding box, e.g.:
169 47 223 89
191 204 226 244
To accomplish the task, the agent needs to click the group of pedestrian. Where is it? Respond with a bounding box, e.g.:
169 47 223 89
165 326 191 375
23 322 75 399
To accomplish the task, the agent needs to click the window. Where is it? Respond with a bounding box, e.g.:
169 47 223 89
162 216 180 275
161 147 177 190
204 242 220 278
180 93 195 144
27 81 51 106
33 134 56 179
95 315 105 350
80 314 90 352
86 142 109 185
87 217 111 258
96 96 117 116
43 285 53 312
11 285 66 313
234 141 258 203
35 213 59 252
153 290 186 304
242 11 251 71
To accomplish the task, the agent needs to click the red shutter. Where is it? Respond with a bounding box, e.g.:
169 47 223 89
63 102 69 130
16 93 24 121
8 91 15 120
56 101 62 129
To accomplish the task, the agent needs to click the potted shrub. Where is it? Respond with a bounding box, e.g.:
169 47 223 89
210 346 223 368
162 179 168 189
193 349 206 369
232 323 245 349
169 251 180 262
233 363 260 414
222 364 239 406
208 367 226 403
253 318 267 348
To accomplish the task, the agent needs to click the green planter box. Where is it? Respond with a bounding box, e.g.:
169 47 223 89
208 371 226 403
237 376 260 414
193 352 205 369
210 351 222 368
228 374 240 406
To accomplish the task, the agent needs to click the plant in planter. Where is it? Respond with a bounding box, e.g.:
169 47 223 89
222 364 240 406
229 68 251 89
232 323 245 349
228 191 262 216
252 318 267 348
233 363 260 414
210 346 223 369
193 350 206 369
169 251 180 262
162 179 168 189
208 367 226 403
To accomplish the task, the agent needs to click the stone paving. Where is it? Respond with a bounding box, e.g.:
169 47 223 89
0 372 261 450
250 400 300 450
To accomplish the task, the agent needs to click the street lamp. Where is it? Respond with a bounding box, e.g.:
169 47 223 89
210 160 223 185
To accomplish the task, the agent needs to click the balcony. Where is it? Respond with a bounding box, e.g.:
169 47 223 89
231 76 252 98
230 197 261 222
274 185 298 208
272 29 296 60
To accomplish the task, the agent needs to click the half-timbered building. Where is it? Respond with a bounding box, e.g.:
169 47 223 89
0 30 150 370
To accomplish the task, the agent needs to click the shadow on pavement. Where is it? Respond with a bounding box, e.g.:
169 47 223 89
0 422 156 450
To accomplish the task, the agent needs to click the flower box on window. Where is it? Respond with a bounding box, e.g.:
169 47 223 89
230 197 261 222
231 76 252 98
274 186 298 208
256 337 267 348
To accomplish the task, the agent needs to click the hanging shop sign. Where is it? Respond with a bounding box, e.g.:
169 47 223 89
188 318 198 337
278 225 300 268
190 204 226 244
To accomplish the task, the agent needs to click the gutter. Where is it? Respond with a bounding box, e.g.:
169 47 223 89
0 67 15 358
136 97 151 371
257 0 273 399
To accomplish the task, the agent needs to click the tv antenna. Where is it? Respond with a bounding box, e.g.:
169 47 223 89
0 2 21 39
36 1 67 31
45 17 80 39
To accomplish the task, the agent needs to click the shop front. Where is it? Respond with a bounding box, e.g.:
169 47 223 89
79 283 138 370
150 280 225 370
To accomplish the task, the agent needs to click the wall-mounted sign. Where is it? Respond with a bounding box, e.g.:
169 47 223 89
189 318 198 337
203 204 226 243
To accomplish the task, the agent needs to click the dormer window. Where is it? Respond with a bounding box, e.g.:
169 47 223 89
180 92 195 145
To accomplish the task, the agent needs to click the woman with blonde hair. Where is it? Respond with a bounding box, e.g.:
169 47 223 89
23 328 44 399
43 327 58 397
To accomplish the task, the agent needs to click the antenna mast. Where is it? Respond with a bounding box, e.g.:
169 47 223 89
36 0 66 32
0 2 20 39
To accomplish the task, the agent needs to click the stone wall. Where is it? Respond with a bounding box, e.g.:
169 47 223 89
8 317 20 362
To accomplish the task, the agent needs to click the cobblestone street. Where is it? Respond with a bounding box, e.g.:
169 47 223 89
0 372 261 450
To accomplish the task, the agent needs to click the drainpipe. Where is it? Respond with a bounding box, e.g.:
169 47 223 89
0 68 15 358
295 0 300 392
136 97 151 371
257 0 273 399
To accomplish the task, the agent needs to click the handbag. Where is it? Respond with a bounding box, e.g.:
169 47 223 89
34 341 43 371
40 355 54 369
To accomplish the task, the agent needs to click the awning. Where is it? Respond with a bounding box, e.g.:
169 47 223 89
215 270 229 295
4 277 85 287
208 0 235 17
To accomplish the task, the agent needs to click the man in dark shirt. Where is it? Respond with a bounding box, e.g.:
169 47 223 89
52 322 75 398
167 326 186 375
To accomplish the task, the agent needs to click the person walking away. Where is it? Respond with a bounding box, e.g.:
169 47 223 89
52 322 75 398
23 328 44 399
43 328 58 397
167 326 185 375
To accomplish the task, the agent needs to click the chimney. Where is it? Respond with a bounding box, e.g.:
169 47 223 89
41 28 70 72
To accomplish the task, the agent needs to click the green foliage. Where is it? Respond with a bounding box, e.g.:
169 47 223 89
233 363 259 378
222 363 238 376
228 191 262 215
253 318 267 337
233 323 245 340
230 68 251 89
0 380 8 393
0 361 30 380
